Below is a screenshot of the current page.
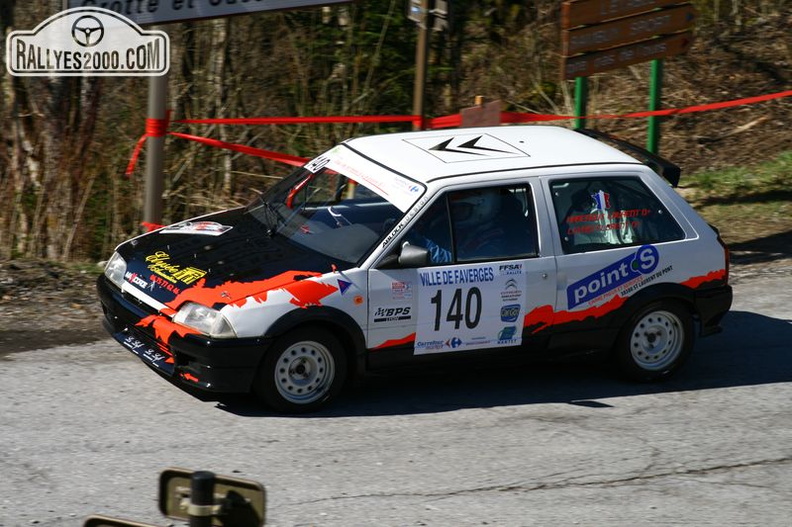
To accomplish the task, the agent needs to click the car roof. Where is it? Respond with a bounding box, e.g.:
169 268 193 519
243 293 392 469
341 125 642 184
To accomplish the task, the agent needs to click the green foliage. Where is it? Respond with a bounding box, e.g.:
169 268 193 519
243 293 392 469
688 151 792 198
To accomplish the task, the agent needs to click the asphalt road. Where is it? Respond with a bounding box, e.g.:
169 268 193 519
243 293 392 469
0 273 790 527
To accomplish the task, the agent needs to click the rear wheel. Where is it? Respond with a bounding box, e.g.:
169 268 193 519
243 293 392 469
615 301 693 381
255 327 347 413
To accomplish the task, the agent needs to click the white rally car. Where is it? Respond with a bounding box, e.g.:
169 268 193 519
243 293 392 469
98 126 732 412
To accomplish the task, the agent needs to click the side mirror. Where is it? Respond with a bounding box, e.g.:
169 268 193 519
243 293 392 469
398 243 430 268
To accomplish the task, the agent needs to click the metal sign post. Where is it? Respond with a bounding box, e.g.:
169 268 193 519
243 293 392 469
409 0 448 130
144 71 167 226
410 0 431 130
647 59 664 153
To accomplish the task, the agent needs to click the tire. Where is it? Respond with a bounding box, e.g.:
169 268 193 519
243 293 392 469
615 301 693 381
254 327 347 413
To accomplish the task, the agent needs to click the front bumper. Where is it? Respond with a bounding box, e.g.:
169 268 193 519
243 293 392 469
97 276 271 393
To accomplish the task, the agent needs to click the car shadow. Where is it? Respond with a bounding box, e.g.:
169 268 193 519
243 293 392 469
211 309 791 418
729 229 792 265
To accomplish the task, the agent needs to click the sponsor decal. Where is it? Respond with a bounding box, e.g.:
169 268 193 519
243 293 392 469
415 339 446 351
419 266 495 287
124 271 148 289
304 155 330 174
326 150 423 213
447 337 463 348
337 279 352 295
122 333 174 373
391 280 413 300
149 274 181 295
500 304 521 323
160 221 231 236
6 7 169 77
381 195 429 248
567 245 659 309
498 326 518 343
500 278 523 302
373 306 412 323
405 133 529 163
498 263 523 276
145 251 207 285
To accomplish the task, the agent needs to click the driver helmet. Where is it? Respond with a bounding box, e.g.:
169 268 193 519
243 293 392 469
451 188 502 228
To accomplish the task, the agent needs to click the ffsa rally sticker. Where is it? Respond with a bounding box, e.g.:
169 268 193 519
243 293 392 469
567 245 659 309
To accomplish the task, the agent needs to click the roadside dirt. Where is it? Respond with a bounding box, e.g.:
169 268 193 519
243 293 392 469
0 260 106 355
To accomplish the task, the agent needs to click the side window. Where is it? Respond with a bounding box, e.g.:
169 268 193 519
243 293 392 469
550 177 684 254
401 184 537 265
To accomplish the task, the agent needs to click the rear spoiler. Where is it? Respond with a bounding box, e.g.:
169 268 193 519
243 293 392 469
576 128 681 187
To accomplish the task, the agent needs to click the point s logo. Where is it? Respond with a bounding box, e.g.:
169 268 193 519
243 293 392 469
567 245 659 309
6 7 169 77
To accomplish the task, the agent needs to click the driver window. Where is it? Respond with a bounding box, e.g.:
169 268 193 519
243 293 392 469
403 198 453 265
398 184 537 266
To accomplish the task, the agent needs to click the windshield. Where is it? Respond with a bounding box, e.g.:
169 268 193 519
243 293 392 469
247 149 424 263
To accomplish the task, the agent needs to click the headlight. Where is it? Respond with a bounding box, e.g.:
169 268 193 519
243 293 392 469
173 302 236 339
104 252 127 289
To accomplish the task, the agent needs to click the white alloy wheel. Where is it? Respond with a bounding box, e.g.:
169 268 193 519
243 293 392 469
255 327 347 413
628 310 684 371
616 301 693 381
274 339 335 406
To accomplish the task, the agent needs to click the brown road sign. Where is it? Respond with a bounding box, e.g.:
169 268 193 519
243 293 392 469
461 99 502 127
562 0 686 29
563 4 696 56
562 31 693 79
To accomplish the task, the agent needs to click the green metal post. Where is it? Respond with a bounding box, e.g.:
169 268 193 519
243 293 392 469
647 59 664 154
574 77 588 129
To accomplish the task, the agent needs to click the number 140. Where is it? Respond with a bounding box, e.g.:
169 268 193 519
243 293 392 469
430 287 482 331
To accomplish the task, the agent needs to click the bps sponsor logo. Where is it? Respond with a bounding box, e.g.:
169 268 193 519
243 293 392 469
373 306 412 323
500 304 520 322
567 245 659 309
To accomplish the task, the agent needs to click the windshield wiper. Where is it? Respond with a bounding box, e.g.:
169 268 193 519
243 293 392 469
256 200 286 236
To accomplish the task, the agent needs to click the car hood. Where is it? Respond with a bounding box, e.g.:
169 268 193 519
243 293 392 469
117 208 340 306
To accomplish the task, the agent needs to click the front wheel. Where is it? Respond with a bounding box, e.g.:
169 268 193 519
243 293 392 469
254 327 347 413
615 301 693 381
